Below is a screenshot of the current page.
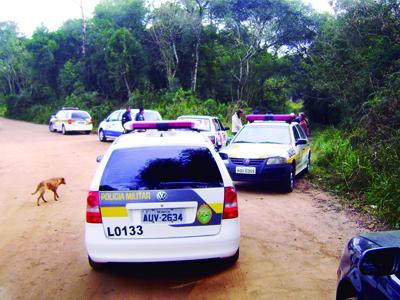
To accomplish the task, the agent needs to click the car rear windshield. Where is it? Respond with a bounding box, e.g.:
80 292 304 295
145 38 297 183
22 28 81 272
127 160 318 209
234 124 291 144
100 146 223 191
143 111 161 121
71 111 90 119
179 118 211 131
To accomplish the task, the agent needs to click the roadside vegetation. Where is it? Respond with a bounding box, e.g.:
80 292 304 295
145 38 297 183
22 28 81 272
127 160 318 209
0 0 399 227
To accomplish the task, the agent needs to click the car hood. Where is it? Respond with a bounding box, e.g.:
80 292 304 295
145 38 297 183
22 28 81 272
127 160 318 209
223 143 291 159
360 230 400 248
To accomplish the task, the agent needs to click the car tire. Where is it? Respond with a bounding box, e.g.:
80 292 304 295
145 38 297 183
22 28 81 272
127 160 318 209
88 256 106 271
304 153 311 174
85 131 91 135
49 122 55 132
223 249 239 266
282 164 295 193
98 129 107 142
337 281 358 300
61 125 67 135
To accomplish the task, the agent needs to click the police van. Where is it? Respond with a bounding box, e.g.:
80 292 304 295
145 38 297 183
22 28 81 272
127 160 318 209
220 114 311 192
85 121 240 269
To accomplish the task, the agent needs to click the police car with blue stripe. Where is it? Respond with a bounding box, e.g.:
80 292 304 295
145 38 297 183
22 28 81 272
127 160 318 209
85 121 240 269
220 114 311 192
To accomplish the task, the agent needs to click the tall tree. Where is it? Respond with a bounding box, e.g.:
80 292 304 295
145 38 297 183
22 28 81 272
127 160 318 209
150 2 190 88
105 28 145 99
0 22 30 95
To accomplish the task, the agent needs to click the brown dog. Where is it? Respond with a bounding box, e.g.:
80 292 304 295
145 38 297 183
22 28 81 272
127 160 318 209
32 177 66 206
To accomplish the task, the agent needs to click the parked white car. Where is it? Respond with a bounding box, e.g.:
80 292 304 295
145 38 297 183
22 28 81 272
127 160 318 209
98 109 162 141
49 107 93 135
85 121 240 269
177 115 229 150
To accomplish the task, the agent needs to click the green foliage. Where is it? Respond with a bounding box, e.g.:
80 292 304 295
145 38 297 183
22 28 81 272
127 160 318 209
312 126 400 228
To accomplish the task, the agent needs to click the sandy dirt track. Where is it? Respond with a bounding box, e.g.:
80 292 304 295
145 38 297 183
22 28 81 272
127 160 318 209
0 117 366 299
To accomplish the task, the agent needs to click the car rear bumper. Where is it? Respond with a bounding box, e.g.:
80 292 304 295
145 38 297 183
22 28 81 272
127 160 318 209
65 124 93 131
85 218 240 263
226 161 291 182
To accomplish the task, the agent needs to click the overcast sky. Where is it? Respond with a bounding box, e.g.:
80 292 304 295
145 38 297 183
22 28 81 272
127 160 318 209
0 0 334 37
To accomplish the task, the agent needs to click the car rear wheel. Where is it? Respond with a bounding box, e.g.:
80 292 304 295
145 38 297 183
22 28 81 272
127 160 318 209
98 129 107 142
85 131 91 135
61 125 67 135
49 122 55 132
282 164 295 193
88 256 106 271
304 153 311 174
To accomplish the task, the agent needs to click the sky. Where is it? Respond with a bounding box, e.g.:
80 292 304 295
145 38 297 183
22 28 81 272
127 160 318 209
0 0 334 37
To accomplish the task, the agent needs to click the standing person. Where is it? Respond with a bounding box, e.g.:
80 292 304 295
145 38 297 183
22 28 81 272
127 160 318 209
231 109 243 135
135 106 145 121
121 105 132 132
299 112 311 137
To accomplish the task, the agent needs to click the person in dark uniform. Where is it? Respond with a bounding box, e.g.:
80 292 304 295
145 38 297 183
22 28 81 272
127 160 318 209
121 105 132 132
135 106 145 121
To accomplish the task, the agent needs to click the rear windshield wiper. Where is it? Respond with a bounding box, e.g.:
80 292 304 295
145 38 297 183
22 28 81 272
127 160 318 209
233 140 252 143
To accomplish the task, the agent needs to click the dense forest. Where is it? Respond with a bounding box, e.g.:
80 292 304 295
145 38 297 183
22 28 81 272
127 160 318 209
0 0 399 227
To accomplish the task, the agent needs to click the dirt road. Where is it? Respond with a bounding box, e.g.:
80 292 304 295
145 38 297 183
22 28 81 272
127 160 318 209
0 117 366 299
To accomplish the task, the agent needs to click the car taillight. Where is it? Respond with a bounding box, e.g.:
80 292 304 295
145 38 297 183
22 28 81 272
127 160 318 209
86 191 102 223
87 118 93 124
223 187 238 219
68 119 72 124
209 136 216 144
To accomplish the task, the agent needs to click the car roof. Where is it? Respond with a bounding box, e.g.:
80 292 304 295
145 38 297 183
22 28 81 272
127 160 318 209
112 130 212 150
60 109 89 113
245 121 292 128
178 115 217 120
114 109 160 114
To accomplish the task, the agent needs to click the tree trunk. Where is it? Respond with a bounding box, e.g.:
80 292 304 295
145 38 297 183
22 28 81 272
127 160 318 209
191 38 200 92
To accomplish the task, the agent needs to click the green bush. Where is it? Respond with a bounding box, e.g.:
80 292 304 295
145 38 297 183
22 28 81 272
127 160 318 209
311 127 400 228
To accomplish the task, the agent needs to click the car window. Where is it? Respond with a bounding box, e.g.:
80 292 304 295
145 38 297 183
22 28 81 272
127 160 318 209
213 119 221 131
108 111 120 121
292 126 300 141
100 146 223 191
143 111 162 121
72 111 90 119
178 118 211 131
296 125 307 139
233 125 291 144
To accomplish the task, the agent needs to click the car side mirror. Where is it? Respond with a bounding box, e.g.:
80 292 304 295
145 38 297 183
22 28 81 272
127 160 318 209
219 152 229 160
96 155 104 163
359 247 400 276
296 139 307 146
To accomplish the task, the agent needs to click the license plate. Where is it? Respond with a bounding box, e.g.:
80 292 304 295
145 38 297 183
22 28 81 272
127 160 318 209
142 208 184 224
236 166 256 174
77 121 85 124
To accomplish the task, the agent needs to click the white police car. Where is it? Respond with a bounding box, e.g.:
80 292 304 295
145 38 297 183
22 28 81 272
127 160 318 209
220 114 311 192
49 107 93 135
97 109 162 141
177 115 229 150
85 121 240 269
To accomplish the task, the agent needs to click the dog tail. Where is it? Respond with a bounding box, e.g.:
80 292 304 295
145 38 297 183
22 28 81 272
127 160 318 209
31 184 40 195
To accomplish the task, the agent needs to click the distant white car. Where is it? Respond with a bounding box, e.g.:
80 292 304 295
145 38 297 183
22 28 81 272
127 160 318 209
49 107 93 135
97 109 162 141
85 121 240 269
177 115 229 150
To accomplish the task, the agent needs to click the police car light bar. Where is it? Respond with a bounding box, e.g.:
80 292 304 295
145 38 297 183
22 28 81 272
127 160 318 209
124 121 195 131
246 114 296 122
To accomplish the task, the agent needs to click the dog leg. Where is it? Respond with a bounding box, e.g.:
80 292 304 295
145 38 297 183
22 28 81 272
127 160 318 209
53 191 58 201
41 193 48 203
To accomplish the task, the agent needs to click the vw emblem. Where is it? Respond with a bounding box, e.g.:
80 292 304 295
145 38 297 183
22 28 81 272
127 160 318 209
157 191 168 201
243 158 251 165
